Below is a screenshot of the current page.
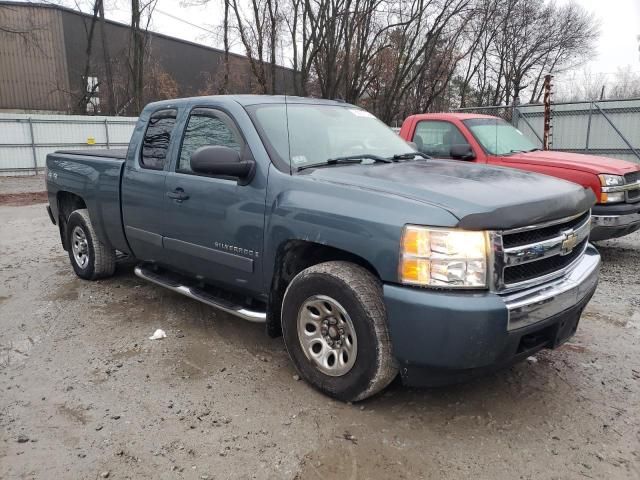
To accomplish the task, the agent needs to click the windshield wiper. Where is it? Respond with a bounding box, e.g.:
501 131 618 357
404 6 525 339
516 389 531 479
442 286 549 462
509 148 541 154
296 154 393 171
391 152 431 160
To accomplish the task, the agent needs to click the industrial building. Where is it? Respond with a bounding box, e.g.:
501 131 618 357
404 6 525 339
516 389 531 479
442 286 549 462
0 1 296 114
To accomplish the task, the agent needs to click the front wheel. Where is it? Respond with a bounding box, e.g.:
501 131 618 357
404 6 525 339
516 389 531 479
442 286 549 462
66 209 116 280
281 261 398 401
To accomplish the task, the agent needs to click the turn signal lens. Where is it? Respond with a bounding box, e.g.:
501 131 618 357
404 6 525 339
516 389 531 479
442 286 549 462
399 258 431 284
401 226 430 256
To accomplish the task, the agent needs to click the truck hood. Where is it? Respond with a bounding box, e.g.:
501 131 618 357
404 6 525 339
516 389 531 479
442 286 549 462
503 150 640 176
306 159 595 230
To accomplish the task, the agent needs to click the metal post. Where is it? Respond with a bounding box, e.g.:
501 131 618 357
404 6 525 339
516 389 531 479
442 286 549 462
512 97 520 129
104 118 111 149
543 75 553 151
27 118 38 175
593 102 640 161
585 102 593 151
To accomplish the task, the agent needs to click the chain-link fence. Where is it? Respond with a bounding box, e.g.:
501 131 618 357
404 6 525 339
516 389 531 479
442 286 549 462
453 98 640 164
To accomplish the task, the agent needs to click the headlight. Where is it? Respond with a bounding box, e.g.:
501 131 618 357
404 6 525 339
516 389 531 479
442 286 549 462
598 174 626 203
599 174 624 187
399 226 488 288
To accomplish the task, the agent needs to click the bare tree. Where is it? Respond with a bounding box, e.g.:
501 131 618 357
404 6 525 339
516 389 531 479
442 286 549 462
478 0 598 106
130 0 158 114
226 0 281 93
364 0 474 123
76 1 102 114
97 0 116 113
608 67 640 100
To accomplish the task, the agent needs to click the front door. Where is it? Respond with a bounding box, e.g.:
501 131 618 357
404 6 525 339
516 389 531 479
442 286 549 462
162 107 266 294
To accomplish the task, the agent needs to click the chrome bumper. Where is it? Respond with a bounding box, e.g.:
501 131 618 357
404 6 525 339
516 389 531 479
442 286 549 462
501 245 600 330
592 212 640 228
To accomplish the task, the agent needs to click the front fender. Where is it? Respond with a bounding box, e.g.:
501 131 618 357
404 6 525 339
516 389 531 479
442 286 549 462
262 167 460 288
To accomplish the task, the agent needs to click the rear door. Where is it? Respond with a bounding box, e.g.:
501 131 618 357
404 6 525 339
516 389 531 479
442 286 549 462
162 106 266 293
121 108 179 262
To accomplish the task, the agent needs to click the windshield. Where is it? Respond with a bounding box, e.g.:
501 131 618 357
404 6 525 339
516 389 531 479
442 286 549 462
247 103 415 170
463 118 537 155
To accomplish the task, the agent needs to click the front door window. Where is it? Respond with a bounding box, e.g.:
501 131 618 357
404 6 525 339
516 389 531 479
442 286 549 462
414 121 467 159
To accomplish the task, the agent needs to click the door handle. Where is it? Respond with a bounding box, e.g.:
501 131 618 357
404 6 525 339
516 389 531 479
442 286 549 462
167 188 190 201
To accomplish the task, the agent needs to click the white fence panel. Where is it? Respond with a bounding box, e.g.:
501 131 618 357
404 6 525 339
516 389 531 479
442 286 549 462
0 113 137 175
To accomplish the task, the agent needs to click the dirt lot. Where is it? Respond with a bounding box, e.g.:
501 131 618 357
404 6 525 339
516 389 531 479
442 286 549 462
1 197 639 479
0 175 47 206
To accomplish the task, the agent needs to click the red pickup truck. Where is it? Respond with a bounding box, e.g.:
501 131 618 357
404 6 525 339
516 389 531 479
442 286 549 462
399 113 640 241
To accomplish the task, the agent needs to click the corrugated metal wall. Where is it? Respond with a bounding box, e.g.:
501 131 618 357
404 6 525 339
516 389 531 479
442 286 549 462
0 113 137 175
454 99 640 164
0 5 71 112
516 100 640 164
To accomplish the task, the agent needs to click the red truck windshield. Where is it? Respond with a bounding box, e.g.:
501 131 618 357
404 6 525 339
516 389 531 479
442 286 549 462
463 118 538 156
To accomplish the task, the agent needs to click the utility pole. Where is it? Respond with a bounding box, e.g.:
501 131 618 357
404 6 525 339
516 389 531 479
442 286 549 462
543 74 553 151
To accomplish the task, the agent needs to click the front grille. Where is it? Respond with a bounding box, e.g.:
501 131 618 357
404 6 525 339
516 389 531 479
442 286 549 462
503 239 587 284
497 211 591 290
625 171 640 184
625 172 640 203
502 211 589 248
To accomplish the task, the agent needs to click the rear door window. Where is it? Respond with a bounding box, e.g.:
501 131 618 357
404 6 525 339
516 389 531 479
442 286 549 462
177 108 243 174
414 121 467 158
140 109 178 170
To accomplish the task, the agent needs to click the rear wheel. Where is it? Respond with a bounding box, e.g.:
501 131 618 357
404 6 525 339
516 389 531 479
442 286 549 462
281 261 397 401
66 209 116 280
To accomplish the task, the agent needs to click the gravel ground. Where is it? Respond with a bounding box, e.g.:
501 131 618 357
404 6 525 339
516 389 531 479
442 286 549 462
0 175 47 207
0 175 46 195
1 201 639 480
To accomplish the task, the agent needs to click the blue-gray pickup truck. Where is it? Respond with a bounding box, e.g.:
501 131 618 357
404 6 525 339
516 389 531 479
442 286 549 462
46 95 600 401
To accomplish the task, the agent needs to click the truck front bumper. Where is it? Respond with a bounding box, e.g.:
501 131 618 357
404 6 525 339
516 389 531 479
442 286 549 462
591 203 640 241
383 245 600 387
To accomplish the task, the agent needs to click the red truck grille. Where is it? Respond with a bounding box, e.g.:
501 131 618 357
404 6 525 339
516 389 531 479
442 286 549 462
625 172 640 202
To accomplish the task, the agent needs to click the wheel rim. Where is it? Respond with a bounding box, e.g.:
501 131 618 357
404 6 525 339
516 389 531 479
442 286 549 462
71 226 89 269
297 295 358 377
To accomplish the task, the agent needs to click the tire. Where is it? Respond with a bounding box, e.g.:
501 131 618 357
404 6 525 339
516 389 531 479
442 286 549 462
66 209 116 280
282 261 398 402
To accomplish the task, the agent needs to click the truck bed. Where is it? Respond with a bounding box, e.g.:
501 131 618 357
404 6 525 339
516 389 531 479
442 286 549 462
46 149 129 255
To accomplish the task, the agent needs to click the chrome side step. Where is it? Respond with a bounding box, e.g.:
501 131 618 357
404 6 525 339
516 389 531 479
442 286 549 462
134 266 267 323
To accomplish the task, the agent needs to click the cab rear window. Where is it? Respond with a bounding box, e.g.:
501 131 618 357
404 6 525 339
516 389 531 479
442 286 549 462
140 109 178 170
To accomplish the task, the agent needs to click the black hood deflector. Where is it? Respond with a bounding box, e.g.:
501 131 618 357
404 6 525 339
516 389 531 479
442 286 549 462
456 188 596 230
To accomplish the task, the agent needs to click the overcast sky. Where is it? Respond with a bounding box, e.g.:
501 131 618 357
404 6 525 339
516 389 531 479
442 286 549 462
556 0 640 73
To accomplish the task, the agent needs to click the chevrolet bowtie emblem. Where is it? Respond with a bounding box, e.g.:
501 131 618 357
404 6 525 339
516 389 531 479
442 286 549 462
560 230 578 255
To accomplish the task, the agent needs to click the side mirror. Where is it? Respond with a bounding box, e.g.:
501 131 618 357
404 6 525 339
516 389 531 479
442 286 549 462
450 144 475 160
190 145 255 181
